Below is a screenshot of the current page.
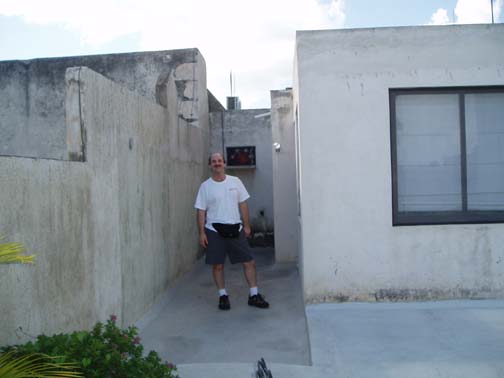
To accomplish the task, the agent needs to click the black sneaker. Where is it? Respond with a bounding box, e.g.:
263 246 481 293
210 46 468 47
248 293 269 309
218 295 230 310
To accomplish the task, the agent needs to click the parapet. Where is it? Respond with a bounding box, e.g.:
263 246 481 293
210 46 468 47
0 49 208 160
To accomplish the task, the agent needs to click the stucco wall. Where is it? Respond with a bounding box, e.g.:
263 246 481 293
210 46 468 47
295 24 504 302
209 109 274 233
0 66 208 346
271 89 299 262
0 157 112 345
0 49 205 160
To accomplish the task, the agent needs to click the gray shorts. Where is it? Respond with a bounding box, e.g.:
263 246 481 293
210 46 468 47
205 228 254 265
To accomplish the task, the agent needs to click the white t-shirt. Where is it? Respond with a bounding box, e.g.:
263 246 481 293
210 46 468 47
194 175 250 232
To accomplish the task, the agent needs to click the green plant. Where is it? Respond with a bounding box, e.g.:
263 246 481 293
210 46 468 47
0 351 82 377
3 316 178 378
0 236 34 264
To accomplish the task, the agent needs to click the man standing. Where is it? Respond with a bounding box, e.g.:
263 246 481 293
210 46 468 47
195 152 269 311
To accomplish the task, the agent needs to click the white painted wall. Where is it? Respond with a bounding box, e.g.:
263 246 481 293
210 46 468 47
294 24 504 302
271 89 299 262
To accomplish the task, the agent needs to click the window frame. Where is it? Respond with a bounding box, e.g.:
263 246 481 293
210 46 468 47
389 86 504 226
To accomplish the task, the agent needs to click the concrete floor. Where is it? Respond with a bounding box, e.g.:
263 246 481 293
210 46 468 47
307 300 504 378
137 248 504 378
136 247 311 366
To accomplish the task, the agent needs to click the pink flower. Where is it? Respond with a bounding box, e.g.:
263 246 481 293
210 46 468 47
133 336 140 345
166 362 175 369
110 315 117 322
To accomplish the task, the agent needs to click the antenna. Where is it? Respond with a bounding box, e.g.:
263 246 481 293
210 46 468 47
230 71 233 97
491 0 494 23
233 73 236 97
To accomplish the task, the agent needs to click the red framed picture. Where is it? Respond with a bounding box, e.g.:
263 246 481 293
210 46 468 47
226 146 256 167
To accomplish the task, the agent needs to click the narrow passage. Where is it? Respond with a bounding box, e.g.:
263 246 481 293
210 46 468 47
137 247 310 365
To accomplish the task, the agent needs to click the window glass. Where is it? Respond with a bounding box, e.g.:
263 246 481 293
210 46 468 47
465 93 504 210
396 94 461 211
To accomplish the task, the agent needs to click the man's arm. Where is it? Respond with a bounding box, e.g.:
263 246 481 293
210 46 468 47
197 209 208 247
239 201 251 238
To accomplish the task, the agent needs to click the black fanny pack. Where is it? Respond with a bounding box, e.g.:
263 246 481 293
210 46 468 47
212 223 241 238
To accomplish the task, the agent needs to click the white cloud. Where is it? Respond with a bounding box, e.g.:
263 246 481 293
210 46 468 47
454 0 502 23
429 8 451 25
327 0 346 25
428 1 501 29
0 0 346 108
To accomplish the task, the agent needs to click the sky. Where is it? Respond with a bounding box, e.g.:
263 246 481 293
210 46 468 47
0 0 502 109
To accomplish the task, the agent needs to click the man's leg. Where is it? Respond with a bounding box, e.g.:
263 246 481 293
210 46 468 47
228 231 269 309
212 264 225 289
206 229 230 310
242 260 257 288
212 264 230 310
243 260 269 308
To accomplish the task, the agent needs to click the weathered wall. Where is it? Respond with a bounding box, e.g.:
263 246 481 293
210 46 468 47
0 65 208 346
74 66 207 324
0 84 123 345
0 49 205 160
294 24 504 302
0 157 114 342
209 109 274 233
271 90 299 262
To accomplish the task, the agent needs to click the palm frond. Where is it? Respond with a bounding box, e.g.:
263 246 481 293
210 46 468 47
0 351 83 377
0 237 35 264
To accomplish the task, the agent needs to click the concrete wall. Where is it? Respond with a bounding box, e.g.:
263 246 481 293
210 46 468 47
271 90 299 262
209 109 274 234
0 49 206 160
0 65 208 346
294 24 504 302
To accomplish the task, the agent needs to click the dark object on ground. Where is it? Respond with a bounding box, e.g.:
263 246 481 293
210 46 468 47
248 232 274 247
256 358 273 378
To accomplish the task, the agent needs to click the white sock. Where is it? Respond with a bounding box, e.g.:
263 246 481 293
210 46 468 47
219 289 228 297
249 287 258 296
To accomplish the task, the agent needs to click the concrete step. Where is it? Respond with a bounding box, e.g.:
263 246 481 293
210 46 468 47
177 362 337 378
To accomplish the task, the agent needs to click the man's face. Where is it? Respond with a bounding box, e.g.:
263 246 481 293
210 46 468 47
209 153 225 173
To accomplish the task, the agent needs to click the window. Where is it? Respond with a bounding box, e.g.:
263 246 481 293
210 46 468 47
390 87 504 225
